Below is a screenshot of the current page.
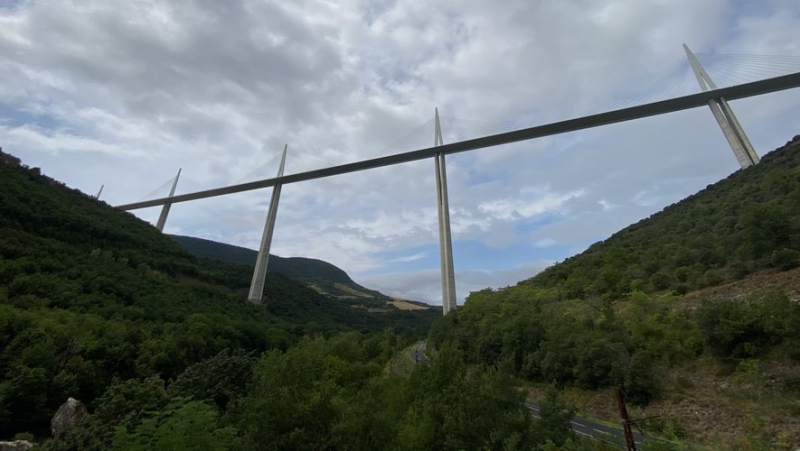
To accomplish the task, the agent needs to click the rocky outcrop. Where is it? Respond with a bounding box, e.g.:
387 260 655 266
0 147 22 167
50 398 88 439
0 441 34 451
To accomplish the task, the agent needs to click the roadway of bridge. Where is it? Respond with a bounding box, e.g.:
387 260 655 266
117 71 800 211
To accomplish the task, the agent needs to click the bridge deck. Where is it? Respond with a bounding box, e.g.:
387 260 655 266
117 72 800 211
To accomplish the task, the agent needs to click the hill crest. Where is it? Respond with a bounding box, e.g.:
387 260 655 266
168 234 410 305
519 134 800 300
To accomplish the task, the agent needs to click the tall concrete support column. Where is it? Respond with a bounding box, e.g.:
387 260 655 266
248 145 288 304
683 44 759 168
434 109 457 314
156 168 181 232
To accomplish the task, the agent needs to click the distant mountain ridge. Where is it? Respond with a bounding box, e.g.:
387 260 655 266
170 234 432 310
170 234 355 284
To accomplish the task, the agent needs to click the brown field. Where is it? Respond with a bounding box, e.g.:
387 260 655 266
333 282 374 298
685 266 800 304
390 299 430 311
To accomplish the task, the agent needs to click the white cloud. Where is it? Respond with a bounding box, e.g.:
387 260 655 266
389 252 427 263
478 189 584 221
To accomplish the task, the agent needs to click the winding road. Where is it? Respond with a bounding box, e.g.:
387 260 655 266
525 401 650 449
412 340 426 363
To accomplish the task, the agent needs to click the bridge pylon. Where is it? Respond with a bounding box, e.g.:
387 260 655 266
683 44 759 168
156 168 181 232
434 108 457 314
248 145 288 304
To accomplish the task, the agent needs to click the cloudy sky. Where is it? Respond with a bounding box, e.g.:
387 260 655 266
2 0 799 305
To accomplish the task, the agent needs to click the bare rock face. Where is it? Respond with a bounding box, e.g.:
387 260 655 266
51 397 88 439
0 441 34 451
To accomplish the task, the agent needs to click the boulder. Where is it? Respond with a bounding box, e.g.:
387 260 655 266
0 441 34 451
50 397 88 439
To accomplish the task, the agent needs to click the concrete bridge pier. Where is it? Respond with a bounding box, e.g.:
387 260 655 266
683 44 759 168
248 145 288 304
156 168 181 232
434 108 457 314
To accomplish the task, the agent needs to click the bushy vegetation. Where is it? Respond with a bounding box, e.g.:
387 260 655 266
431 288 800 406
40 335 579 450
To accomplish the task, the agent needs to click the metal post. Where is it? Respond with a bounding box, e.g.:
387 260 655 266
248 145 288 304
156 168 181 232
94 184 104 200
683 44 759 168
434 108 457 314
616 390 637 451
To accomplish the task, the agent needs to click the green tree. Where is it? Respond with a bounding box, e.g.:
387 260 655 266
113 398 237 450
168 349 257 410
738 204 791 259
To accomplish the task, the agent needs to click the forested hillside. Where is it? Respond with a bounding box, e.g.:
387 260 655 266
430 136 800 448
526 135 800 301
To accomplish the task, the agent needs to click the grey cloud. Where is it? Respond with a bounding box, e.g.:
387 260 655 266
2 0 351 161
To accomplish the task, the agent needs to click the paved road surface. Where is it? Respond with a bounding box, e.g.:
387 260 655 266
412 340 426 363
525 401 650 449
